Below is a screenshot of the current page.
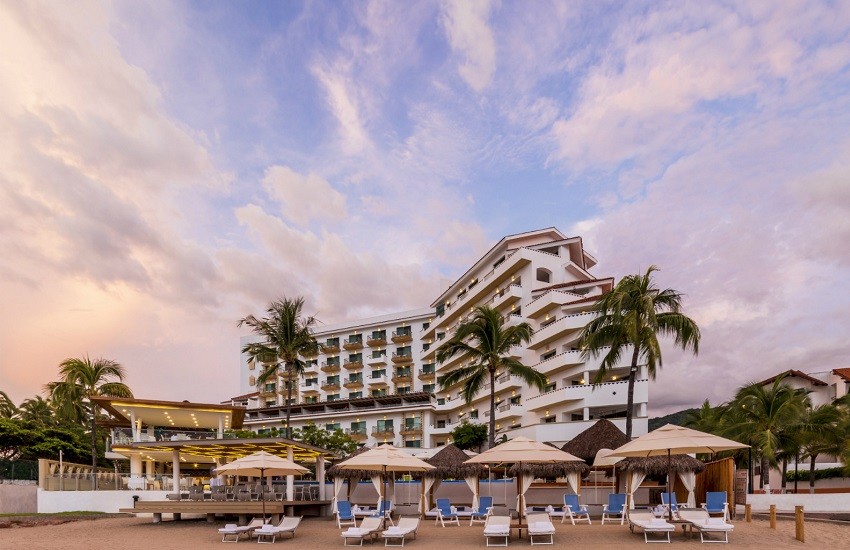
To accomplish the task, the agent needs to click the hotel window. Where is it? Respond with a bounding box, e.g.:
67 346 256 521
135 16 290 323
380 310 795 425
436 419 446 428
350 421 366 434
437 398 445 406
371 330 386 340
249 375 256 386
396 346 411 357
371 350 386 359
397 386 411 395
422 343 430 352
540 350 556 361
422 384 435 393
265 400 276 407
305 377 318 386
422 364 435 374
437 332 445 340
404 417 421 430
326 422 341 431
348 373 363 383
348 334 363 344
303 396 318 404
570 413 583 421
396 326 412 337
376 419 394 432
264 383 276 393
372 369 386 378
436 303 445 317
544 382 556 392
536 268 552 283
469 410 478 419
348 352 362 363
327 394 340 402
509 396 521 405
327 356 340 366
326 375 340 386
371 389 387 397
326 337 339 348
544 416 557 423
422 322 430 330
349 391 362 399
404 440 422 448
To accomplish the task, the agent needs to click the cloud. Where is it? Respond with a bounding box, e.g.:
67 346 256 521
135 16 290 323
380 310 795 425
440 0 497 92
311 60 372 155
262 166 348 228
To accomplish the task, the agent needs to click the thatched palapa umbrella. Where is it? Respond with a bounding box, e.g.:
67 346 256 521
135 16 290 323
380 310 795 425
561 419 630 462
421 444 483 514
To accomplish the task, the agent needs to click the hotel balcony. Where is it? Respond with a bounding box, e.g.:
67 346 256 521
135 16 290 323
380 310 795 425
323 342 341 354
495 403 524 421
524 290 581 320
372 427 396 437
321 362 341 373
489 283 523 311
528 312 595 349
367 354 388 366
343 338 364 351
303 364 319 376
524 379 646 412
346 429 368 442
367 335 387 347
343 378 364 389
392 372 413 384
343 359 363 370
321 381 341 391
391 353 413 364
495 374 523 392
368 374 388 386
400 424 423 436
418 369 436 382
301 387 320 396
391 330 413 344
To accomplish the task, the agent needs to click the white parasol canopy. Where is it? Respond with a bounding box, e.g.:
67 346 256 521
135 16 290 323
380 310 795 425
214 450 309 477
464 436 583 464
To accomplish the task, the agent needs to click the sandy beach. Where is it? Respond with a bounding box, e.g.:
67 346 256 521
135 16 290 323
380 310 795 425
1 514 846 549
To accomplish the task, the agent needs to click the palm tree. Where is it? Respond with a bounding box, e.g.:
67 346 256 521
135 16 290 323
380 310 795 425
0 390 18 419
18 395 58 427
580 266 700 438
683 399 729 435
729 378 808 490
798 403 843 494
437 305 547 448
239 297 320 439
45 356 133 488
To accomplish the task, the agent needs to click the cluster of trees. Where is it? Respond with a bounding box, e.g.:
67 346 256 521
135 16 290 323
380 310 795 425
683 378 850 493
224 423 360 456
0 356 132 472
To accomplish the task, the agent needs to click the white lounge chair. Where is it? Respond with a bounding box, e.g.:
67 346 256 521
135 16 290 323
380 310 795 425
382 517 420 547
627 510 675 543
255 516 302 544
526 513 555 546
217 518 269 543
342 517 383 546
483 515 511 547
679 509 734 544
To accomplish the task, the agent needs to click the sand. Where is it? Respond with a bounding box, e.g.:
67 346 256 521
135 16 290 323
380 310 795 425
0 514 846 549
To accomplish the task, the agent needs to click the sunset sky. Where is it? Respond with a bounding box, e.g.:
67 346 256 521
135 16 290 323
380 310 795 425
2 1 849 415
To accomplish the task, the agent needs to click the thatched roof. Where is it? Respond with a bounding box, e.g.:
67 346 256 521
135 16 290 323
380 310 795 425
617 454 706 475
423 444 483 479
561 419 630 462
508 461 589 478
327 446 374 479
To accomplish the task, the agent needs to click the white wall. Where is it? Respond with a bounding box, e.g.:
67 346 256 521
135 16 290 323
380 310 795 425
38 489 172 514
747 492 850 513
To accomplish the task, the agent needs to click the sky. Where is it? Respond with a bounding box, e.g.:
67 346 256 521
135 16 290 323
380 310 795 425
1 0 850 416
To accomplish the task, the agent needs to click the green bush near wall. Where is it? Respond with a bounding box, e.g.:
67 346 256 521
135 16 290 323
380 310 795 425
784 467 847 482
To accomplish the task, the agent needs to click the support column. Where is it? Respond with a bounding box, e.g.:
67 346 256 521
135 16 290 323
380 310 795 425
130 454 143 477
130 411 138 441
582 408 590 421
172 449 181 498
286 447 295 502
218 415 225 438
317 456 326 500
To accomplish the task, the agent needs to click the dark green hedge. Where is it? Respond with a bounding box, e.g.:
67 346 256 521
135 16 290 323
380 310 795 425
784 467 847 482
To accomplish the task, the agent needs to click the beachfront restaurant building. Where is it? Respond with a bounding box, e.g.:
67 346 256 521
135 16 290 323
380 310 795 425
37 396 336 515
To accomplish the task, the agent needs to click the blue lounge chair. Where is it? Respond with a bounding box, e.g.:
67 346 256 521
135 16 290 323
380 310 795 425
337 500 357 528
601 493 626 525
561 494 591 525
436 498 459 527
469 496 494 525
702 492 729 520
370 500 393 524
661 492 679 513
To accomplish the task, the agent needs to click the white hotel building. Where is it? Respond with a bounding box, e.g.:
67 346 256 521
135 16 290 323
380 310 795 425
231 228 649 449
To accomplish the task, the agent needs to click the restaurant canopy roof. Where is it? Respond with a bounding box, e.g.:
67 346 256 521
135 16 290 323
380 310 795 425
92 396 245 430
110 436 338 463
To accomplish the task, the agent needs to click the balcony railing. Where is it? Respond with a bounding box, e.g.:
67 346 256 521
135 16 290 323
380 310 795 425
343 378 364 389
343 339 364 351
321 362 341 373
367 335 387 347
111 427 231 445
323 342 341 354
400 424 423 436
321 381 341 391
391 353 413 364
345 429 368 441
418 369 436 381
372 427 395 437
391 331 413 344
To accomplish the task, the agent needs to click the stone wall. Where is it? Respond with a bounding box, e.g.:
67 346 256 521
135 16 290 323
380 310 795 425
0 482 38 514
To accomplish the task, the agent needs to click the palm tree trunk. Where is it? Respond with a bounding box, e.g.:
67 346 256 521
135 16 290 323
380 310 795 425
90 402 98 490
285 362 293 439
625 346 640 439
809 454 817 495
780 458 787 494
761 455 770 490
488 368 496 449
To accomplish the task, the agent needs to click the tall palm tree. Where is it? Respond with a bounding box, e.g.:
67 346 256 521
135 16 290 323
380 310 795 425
45 356 133 487
18 395 58 427
683 399 729 435
239 297 320 439
0 390 18 419
580 266 700 438
729 378 808 490
437 305 547 448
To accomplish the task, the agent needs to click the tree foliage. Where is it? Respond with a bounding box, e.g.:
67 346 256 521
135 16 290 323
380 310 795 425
580 266 700 438
450 421 488 451
0 417 92 463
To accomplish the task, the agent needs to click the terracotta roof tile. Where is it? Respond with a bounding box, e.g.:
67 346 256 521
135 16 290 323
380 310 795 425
832 368 850 382
758 369 827 387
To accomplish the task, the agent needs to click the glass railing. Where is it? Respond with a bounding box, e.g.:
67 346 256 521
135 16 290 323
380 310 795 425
111 427 236 445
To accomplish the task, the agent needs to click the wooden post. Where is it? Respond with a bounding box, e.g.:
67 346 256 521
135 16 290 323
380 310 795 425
795 506 804 543
744 503 752 523
769 504 776 529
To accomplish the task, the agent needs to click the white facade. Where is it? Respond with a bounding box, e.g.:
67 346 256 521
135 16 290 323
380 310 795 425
235 228 650 448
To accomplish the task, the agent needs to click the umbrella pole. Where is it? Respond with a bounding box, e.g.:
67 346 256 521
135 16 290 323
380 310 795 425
667 449 673 521
261 467 267 523
516 462 523 525
381 465 387 528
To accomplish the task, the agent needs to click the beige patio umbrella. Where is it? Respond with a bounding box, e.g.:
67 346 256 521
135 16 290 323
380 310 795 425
214 451 309 521
609 424 748 520
465 436 586 523
333 444 434 525
592 448 624 502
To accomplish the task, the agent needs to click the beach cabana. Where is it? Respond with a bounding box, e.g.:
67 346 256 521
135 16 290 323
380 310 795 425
214 451 309 521
609 424 748 519
328 446 375 512
465 436 586 522
333 444 434 524
422 444 484 514
617 454 705 510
